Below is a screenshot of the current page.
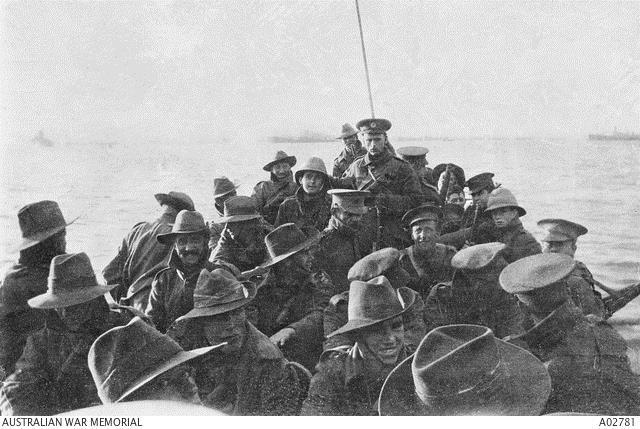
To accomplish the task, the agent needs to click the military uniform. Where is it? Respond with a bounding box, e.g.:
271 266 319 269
566 261 606 319
333 146 367 178
275 188 332 234
398 244 456 298
495 219 541 263
252 173 298 225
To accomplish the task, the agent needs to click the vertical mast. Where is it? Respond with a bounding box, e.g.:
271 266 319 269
355 0 375 118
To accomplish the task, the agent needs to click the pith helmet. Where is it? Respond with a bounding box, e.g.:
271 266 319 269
336 123 358 139
294 157 329 184
485 188 526 216
537 218 588 242
17 200 77 251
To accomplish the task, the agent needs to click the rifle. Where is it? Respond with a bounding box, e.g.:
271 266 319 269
438 163 452 204
360 171 387 252
601 281 640 317
464 204 481 247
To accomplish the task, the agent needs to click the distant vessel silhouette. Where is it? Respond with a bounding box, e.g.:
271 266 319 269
589 129 640 141
31 130 55 147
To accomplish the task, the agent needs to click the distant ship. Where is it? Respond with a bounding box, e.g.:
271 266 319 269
31 130 55 147
269 130 333 143
588 130 640 141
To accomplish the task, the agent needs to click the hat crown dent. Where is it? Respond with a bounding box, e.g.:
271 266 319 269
347 276 404 322
213 177 238 197
192 268 250 309
264 223 311 260
338 123 358 138
223 196 259 217
18 200 67 238
171 210 207 233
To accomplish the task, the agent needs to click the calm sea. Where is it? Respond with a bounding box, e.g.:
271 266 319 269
1 137 639 366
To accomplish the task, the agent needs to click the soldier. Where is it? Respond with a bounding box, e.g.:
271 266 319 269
378 324 551 416
336 118 423 249
0 201 75 379
323 248 426 353
332 123 366 178
275 157 332 234
398 204 456 298
168 269 305 415
302 276 411 416
396 146 440 204
208 177 239 250
102 191 195 311
499 253 640 415
537 218 607 318
315 189 373 293
209 196 271 273
251 150 298 225
432 163 466 197
145 210 211 333
441 203 465 234
444 185 466 207
484 188 541 263
0 253 124 415
252 223 335 370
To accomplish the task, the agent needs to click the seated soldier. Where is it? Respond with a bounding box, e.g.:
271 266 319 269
432 163 466 196
396 146 439 203
499 253 640 415
167 269 305 415
378 324 551 415
332 123 367 178
302 276 411 416
251 150 298 225
323 248 425 353
441 203 465 234
0 253 128 415
484 188 541 263
398 204 456 298
208 177 239 249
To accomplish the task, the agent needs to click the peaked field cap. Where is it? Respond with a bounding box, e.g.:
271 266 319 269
433 163 466 187
537 218 588 242
485 188 526 217
28 252 117 309
499 253 575 294
260 223 319 268
177 268 256 320
327 189 371 215
397 146 429 158
263 150 297 171
218 196 262 224
213 177 239 198
379 324 551 416
17 200 77 251
451 243 506 270
402 203 443 227
156 210 209 245
88 317 220 403
327 275 413 338
465 172 495 193
294 156 329 184
336 123 358 139
154 191 195 212
356 118 392 133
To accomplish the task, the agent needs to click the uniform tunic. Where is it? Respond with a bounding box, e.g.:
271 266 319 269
398 244 456 299
333 146 367 178
209 225 271 273
565 260 606 319
251 173 299 225
275 188 332 234
494 220 541 263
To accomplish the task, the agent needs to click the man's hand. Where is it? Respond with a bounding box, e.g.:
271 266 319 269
269 327 296 347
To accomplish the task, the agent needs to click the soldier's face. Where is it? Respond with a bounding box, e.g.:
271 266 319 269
471 189 490 207
446 192 466 206
359 316 404 366
343 134 360 149
301 171 325 195
271 162 291 180
411 220 440 252
202 308 248 354
362 132 386 156
175 234 207 267
491 207 519 229
541 240 576 257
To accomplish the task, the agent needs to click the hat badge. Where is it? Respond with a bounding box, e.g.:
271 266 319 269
371 122 377 128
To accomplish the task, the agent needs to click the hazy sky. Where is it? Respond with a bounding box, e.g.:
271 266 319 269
1 0 638 144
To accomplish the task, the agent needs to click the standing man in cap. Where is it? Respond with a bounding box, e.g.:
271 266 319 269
398 204 456 299
252 223 335 370
0 253 125 415
333 123 367 178
0 200 75 379
168 269 305 415
102 191 195 306
315 189 374 293
275 156 332 234
484 187 541 263
336 118 424 249
396 146 440 204
251 150 298 225
302 276 411 416
208 177 239 249
145 210 211 333
499 253 640 415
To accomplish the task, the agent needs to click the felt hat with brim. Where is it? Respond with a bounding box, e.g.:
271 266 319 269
397 146 429 159
154 191 195 212
356 118 392 133
451 243 506 270
259 223 319 269
57 400 225 416
294 157 329 184
379 324 551 416
465 172 495 194
499 253 575 294
433 164 466 188
336 123 358 139
328 189 371 215
485 188 526 217
17 200 77 251
263 150 297 172
156 210 209 245
537 218 588 242
328 275 414 338
402 204 443 227
28 252 117 309
348 247 412 289
213 177 239 199
217 196 262 224
89 317 221 403
177 268 256 320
